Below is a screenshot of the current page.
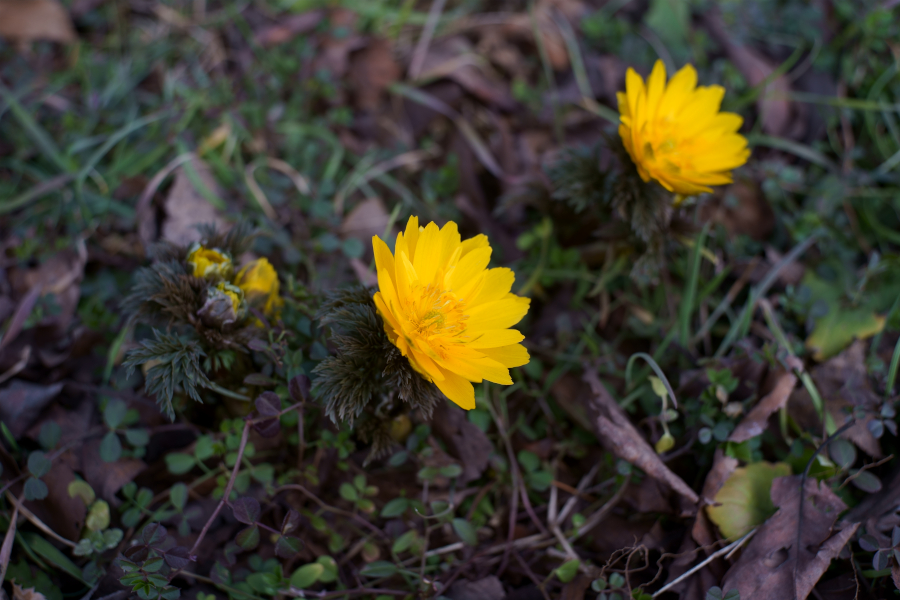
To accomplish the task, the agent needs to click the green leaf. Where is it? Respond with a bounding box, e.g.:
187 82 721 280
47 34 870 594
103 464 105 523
828 439 857 470
104 399 128 429
645 0 690 47
452 518 478 546
235 525 260 550
68 480 95 505
124 429 150 447
290 563 324 589
380 498 409 518
100 431 122 462
804 274 886 361
28 451 52 478
555 559 580 583
22 533 87 582
707 462 792 540
275 535 302 559
86 500 111 531
339 483 358 502
166 453 196 475
850 470 882 493
517 450 540 472
24 477 49 500
170 483 188 511
655 432 675 454
39 422 61 450
439 464 463 478
194 435 216 461
360 561 398 578
392 529 418 554
316 556 338 583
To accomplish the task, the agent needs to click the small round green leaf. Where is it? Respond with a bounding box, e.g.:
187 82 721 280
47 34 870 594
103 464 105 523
290 563 324 589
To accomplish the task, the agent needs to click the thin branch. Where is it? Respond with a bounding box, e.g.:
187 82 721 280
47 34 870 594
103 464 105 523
5 491 77 548
651 529 757 598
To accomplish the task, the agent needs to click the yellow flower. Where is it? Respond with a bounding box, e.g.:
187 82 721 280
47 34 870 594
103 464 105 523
187 245 233 279
234 258 284 317
372 217 531 410
617 60 750 198
216 282 242 313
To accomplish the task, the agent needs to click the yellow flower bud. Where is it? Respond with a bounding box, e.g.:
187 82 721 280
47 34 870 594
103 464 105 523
234 258 284 318
187 245 233 279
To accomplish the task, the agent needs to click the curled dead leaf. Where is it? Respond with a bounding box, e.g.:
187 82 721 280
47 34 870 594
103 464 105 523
0 0 76 45
583 370 699 504
161 157 227 246
721 475 858 600
729 358 801 443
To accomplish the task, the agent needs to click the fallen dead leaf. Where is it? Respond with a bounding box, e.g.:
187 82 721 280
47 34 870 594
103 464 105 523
560 574 593 600
693 448 738 546
704 11 793 137
447 575 505 600
348 38 401 111
729 358 801 443
82 438 146 504
25 461 85 542
340 197 391 243
721 475 859 600
6 242 87 338
0 381 64 438
11 582 47 600
789 340 882 457
700 180 776 242
253 10 324 47
314 9 363 80
417 37 516 110
430 401 493 485
161 157 227 246
583 369 699 505
0 0 76 45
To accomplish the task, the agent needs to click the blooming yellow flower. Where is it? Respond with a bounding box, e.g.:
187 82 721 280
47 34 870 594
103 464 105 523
617 60 750 197
372 217 531 410
187 245 233 279
216 282 243 313
234 258 284 317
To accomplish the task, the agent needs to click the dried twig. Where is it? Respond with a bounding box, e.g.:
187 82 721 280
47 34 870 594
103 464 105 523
651 529 758 598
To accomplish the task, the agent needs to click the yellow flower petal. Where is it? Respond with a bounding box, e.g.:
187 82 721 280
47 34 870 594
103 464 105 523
371 216 531 410
433 369 475 410
479 344 530 368
617 61 749 198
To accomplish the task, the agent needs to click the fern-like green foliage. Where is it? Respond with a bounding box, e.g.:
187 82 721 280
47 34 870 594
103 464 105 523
313 286 442 451
546 137 683 284
122 330 212 421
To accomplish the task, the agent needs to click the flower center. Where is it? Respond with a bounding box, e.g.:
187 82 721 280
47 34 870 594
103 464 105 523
405 283 468 344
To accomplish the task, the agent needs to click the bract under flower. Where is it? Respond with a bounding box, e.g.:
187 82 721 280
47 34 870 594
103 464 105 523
187 245 233 279
617 60 750 198
372 217 531 410
234 257 283 318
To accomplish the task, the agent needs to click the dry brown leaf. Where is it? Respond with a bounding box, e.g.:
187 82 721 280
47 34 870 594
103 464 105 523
447 576 505 600
25 461 86 542
11 582 47 600
314 9 363 79
0 0 75 45
341 197 390 243
700 181 776 242
721 475 858 600
705 12 792 137
82 438 146 503
417 37 516 109
430 401 493 485
729 358 801 443
789 341 882 457
254 10 324 47
0 381 63 438
693 448 738 546
502 6 568 70
583 370 699 505
161 157 227 246
348 38 401 111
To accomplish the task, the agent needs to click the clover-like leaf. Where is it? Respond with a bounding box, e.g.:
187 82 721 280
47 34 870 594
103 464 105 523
231 497 260 524
255 392 281 416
